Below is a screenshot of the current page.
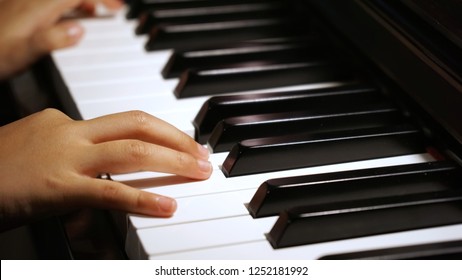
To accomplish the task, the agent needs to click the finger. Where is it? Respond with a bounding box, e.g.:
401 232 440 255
76 178 177 217
77 2 96 14
89 140 212 180
32 21 84 53
34 0 83 25
77 0 124 14
84 0 124 10
82 111 210 161
101 0 124 9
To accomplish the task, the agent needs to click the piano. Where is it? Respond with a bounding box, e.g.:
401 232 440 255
4 0 462 259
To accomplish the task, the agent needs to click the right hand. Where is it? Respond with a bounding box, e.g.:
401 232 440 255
0 109 212 231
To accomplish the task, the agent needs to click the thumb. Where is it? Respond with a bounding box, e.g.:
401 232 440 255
32 21 84 54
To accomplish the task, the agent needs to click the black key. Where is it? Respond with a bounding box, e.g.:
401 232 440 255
194 85 377 143
208 103 402 153
320 239 462 259
137 2 287 35
247 161 462 218
128 0 265 19
175 62 357 98
145 18 303 51
267 192 462 249
221 124 427 177
127 0 197 19
162 41 325 79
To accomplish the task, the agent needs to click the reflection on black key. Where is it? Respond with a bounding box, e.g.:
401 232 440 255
146 18 300 51
162 41 324 78
247 161 461 218
208 104 402 153
267 192 462 249
175 62 356 98
128 0 267 19
320 239 462 259
137 2 287 35
194 85 376 143
221 124 427 177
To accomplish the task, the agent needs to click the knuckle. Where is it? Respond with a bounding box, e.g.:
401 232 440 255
36 108 74 135
128 110 150 130
42 172 77 208
135 191 145 210
176 151 186 166
99 184 120 204
177 132 192 149
173 151 191 173
42 172 64 193
40 108 64 119
125 141 151 162
36 108 72 126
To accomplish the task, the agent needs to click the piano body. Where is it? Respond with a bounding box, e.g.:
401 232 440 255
2 0 462 259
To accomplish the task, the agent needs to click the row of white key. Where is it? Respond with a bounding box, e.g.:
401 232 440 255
122 152 462 259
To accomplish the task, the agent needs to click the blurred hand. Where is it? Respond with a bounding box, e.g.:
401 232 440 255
0 0 123 79
0 109 212 231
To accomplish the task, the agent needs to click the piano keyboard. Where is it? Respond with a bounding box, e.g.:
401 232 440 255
51 0 462 259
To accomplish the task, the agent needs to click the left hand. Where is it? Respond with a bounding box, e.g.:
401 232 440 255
0 0 123 80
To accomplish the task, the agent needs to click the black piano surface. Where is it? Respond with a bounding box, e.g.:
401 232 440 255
1 0 461 259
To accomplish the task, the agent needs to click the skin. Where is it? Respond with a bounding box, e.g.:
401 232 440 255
0 0 213 231
0 109 212 231
0 0 123 79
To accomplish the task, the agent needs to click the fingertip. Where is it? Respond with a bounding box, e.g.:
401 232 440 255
198 160 212 174
66 24 84 41
189 160 213 180
155 196 177 216
197 143 210 160
106 0 124 10
64 23 85 46
35 22 84 53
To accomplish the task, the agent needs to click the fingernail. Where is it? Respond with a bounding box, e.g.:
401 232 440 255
157 197 177 213
197 144 210 160
198 160 212 173
67 25 83 38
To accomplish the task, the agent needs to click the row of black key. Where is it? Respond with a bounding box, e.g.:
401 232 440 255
128 0 462 259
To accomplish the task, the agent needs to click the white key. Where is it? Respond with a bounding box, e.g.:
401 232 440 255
129 213 462 259
69 77 178 102
56 50 170 71
131 189 256 229
60 64 165 85
132 215 277 258
143 225 462 260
